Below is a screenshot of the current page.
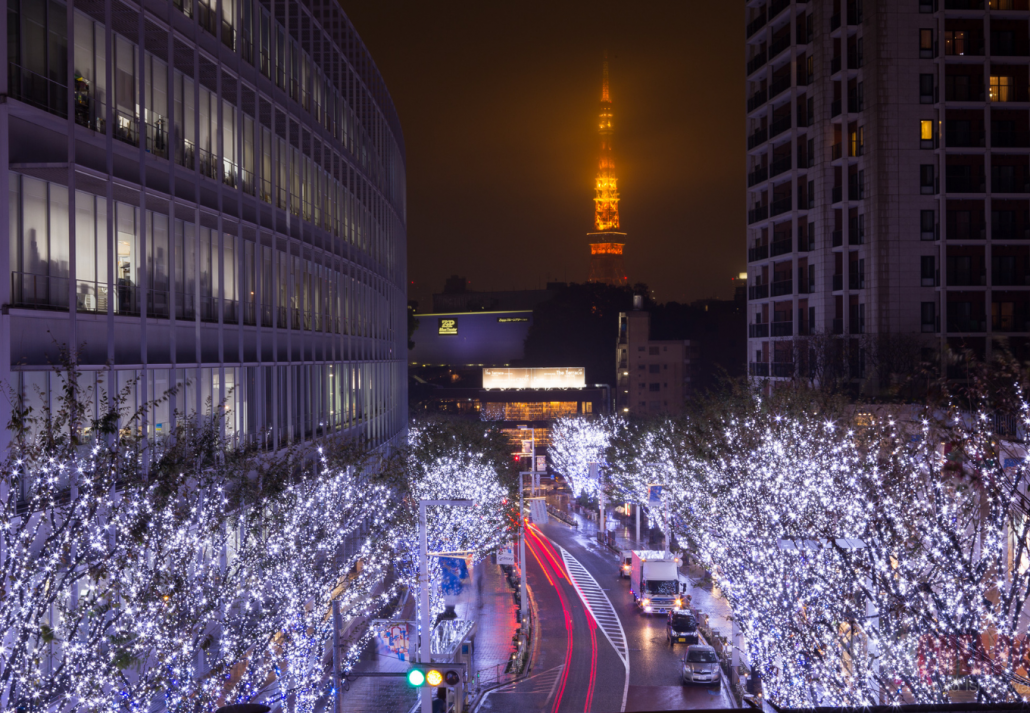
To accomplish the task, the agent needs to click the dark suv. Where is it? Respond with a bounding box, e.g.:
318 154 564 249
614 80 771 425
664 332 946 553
666 608 699 646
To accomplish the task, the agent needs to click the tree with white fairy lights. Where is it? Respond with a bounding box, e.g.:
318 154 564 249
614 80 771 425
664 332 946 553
0 360 408 712
383 422 512 625
548 416 617 499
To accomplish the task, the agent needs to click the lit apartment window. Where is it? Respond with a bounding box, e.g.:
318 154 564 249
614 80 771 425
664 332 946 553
990 75 1012 102
920 29 934 58
920 120 934 149
944 30 966 56
991 0 1015 9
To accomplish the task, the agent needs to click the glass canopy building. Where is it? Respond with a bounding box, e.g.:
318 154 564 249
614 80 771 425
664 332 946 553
2 0 407 453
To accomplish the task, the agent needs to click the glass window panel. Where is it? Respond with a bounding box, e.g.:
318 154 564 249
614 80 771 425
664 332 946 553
48 184 69 278
21 176 48 275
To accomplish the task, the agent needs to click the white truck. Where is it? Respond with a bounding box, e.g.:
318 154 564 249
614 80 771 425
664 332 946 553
630 550 683 615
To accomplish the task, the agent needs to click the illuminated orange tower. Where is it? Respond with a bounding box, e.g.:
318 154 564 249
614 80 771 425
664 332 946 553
588 52 627 286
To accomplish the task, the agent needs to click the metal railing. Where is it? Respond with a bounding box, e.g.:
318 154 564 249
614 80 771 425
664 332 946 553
8 65 68 119
12 272 68 309
76 280 110 313
771 321 793 337
199 148 218 180
769 35 791 60
749 323 769 338
772 279 793 296
770 197 792 216
748 245 769 262
771 237 792 256
749 363 770 377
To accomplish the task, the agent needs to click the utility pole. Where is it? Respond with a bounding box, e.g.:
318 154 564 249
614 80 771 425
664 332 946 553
332 599 344 713
419 499 473 713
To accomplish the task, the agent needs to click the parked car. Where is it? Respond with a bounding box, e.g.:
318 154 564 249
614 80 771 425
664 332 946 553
681 645 721 687
618 550 633 578
666 608 699 646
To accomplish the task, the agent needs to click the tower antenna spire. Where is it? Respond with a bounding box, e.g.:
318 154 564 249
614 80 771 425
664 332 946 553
587 51 626 285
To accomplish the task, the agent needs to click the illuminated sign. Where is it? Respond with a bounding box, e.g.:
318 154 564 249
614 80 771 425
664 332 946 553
497 317 529 323
438 318 458 336
482 367 586 390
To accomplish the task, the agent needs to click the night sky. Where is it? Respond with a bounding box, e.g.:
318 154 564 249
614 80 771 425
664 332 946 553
342 1 744 308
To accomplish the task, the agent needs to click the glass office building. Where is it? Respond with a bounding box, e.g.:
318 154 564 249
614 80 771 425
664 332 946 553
2 0 407 453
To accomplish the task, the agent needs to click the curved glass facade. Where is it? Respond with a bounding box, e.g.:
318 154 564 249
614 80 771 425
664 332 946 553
1 0 407 452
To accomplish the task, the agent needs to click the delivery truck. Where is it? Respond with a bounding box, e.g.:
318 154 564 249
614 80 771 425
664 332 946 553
629 550 684 615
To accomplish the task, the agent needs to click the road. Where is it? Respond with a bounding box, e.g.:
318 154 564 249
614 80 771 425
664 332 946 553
477 512 737 712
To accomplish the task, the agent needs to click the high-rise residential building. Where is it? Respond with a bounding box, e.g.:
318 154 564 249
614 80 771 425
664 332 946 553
746 0 1030 388
588 53 628 286
2 0 407 456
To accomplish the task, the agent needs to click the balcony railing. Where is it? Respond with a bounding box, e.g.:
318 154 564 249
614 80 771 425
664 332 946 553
749 362 770 377
748 244 769 262
946 176 985 193
771 321 793 337
832 318 844 335
947 317 987 332
772 279 793 296
747 90 767 112
76 280 110 313
770 155 792 178
831 99 842 117
746 13 767 39
849 274 865 290
770 35 791 60
831 57 842 74
993 176 1029 193
770 0 791 19
748 166 768 187
832 230 843 247
771 237 792 256
993 129 1030 148
832 186 843 203
11 272 68 310
947 223 986 240
8 64 68 119
748 284 769 300
747 52 768 76
770 115 791 138
771 362 795 377
833 274 844 291
992 226 1030 240
770 76 791 99
749 206 769 224
946 129 985 148
849 183 865 201
748 128 768 149
749 323 770 338
771 197 792 216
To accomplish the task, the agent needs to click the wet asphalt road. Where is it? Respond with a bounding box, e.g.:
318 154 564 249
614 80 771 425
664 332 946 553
538 517 738 712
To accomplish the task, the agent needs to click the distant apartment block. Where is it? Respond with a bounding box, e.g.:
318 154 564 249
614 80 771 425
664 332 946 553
746 0 1030 386
616 300 696 416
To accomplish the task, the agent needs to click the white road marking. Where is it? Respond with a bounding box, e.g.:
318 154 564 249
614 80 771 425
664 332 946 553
556 545 630 712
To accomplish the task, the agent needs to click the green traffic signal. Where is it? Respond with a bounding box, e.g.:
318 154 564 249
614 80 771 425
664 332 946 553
407 668 425 687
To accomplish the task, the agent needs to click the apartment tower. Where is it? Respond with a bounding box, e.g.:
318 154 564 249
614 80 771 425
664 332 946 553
746 0 1030 387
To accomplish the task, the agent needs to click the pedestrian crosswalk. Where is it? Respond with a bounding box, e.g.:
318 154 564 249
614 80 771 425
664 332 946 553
557 546 629 670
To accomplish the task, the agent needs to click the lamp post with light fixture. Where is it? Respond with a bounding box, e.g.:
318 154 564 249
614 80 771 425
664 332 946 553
418 499 473 713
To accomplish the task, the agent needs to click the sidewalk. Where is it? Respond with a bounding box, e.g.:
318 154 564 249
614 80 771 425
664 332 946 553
340 559 521 712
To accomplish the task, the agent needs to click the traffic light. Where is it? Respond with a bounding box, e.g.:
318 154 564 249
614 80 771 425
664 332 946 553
405 663 464 688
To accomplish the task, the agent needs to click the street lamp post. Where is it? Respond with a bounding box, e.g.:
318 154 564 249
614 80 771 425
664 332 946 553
419 498 474 713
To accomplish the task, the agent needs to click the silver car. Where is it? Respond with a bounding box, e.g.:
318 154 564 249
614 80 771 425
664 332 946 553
681 645 721 687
